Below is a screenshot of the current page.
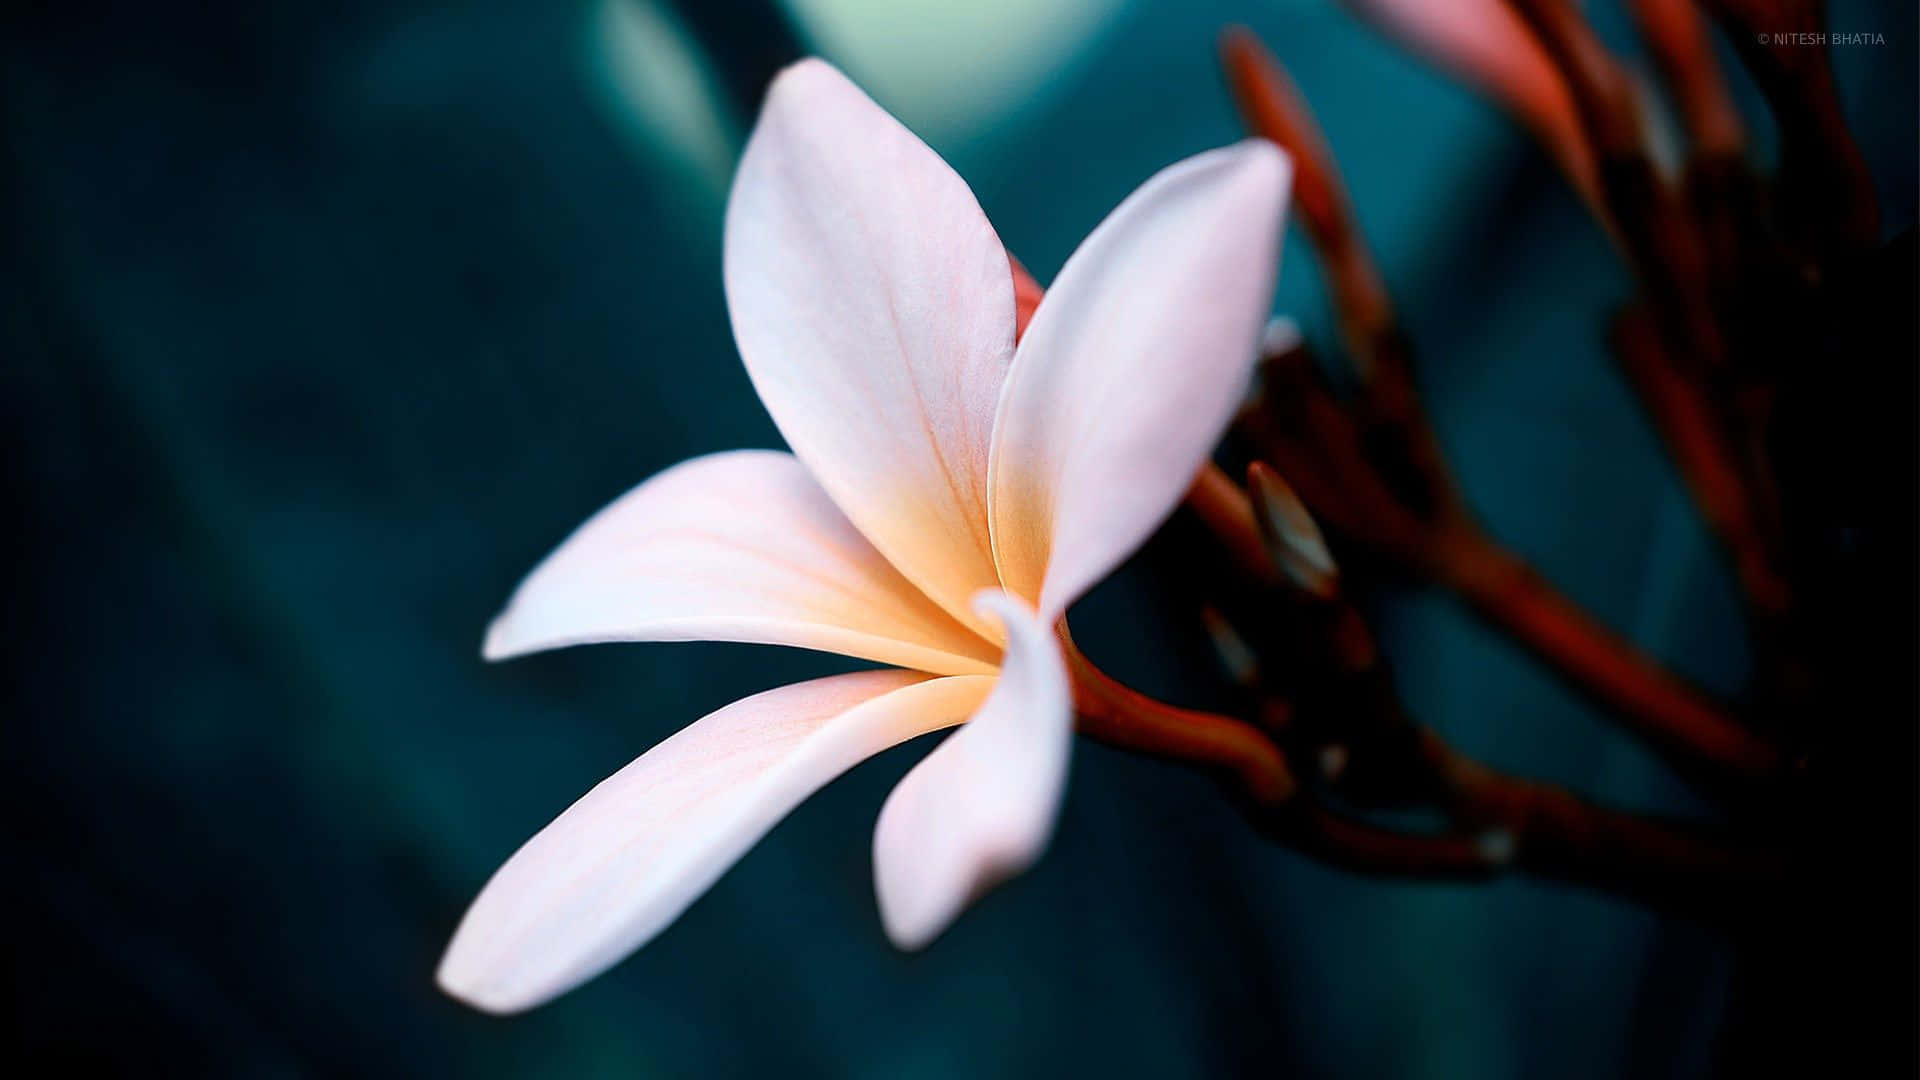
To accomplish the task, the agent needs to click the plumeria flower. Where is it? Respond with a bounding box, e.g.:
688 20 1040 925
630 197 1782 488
438 58 1291 1014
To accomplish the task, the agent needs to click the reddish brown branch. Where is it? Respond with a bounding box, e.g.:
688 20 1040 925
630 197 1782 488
1418 732 1788 912
1506 0 1798 639
1190 461 1780 785
1695 0 1879 261
1612 304 1792 630
1429 527 1784 783
1218 27 1393 364
1068 632 1501 880
1629 0 1748 158
1268 804 1504 879
1218 32 1462 523
1064 625 1784 911
1066 633 1297 808
1009 255 1044 339
1626 0 1768 302
1507 0 1726 370
1220 32 1471 538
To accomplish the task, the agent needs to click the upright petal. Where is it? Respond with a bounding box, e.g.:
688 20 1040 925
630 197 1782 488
988 141 1291 619
439 669 995 1014
872 591 1071 951
485 450 999 676
721 58 1021 634
725 59 1014 636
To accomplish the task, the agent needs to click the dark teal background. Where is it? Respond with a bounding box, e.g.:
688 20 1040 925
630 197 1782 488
4 1 1913 1075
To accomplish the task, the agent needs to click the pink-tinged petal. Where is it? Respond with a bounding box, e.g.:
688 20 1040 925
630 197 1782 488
439 668 995 1014
484 450 999 676
988 140 1291 620
1339 0 1601 209
724 59 1014 635
872 591 1071 950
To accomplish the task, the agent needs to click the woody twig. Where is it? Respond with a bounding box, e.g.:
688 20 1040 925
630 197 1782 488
1216 28 1781 785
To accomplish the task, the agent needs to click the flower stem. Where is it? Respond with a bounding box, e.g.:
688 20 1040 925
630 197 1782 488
1065 634 1296 807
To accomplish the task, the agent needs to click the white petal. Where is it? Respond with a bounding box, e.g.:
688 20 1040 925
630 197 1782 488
724 59 1014 636
987 140 1292 620
439 669 995 1014
484 450 999 676
872 591 1072 951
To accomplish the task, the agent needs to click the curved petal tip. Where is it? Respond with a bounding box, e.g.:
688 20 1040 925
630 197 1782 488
437 670 991 1013
872 591 1072 951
